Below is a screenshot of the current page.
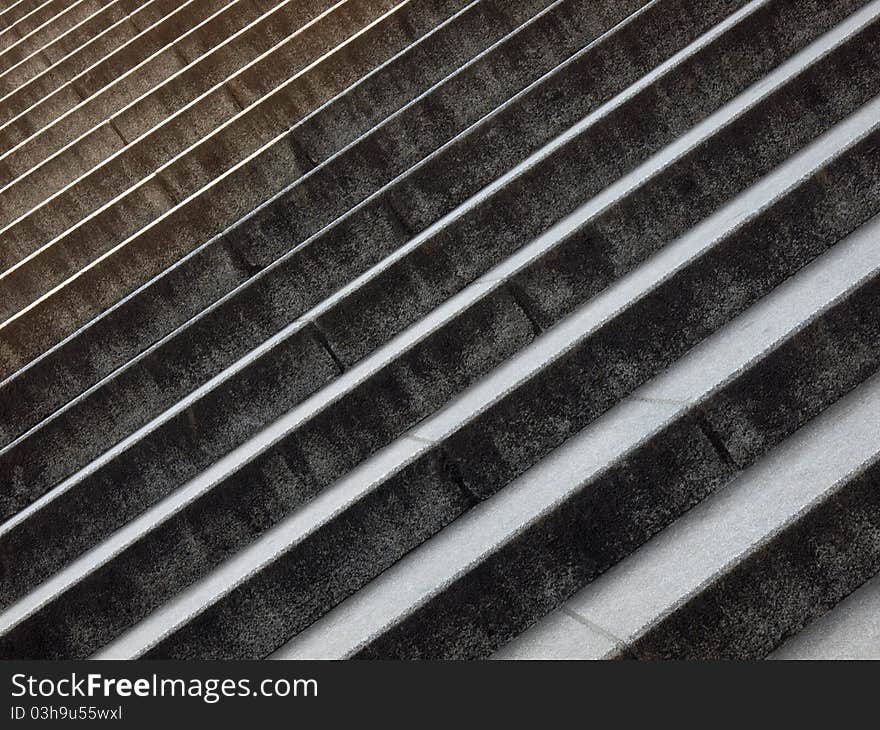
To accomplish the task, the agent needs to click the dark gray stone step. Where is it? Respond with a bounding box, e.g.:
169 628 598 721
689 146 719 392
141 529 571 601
1 0 847 441
2 84 878 658
279 221 880 660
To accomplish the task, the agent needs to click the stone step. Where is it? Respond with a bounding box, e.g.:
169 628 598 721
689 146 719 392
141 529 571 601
0 0 80 59
0 0 139 94
0 0 241 144
272 216 880 659
2 80 878 658
770 570 880 660
495 372 880 660
0 0 861 437
0 0 341 211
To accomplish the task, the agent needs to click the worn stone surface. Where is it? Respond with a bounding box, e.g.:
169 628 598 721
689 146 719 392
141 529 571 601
2 0 854 424
0 4 130 105
0 0 878 661
0 0 113 72
0 0 234 152
1 0 385 223
355 268 880 659
0 288 529 656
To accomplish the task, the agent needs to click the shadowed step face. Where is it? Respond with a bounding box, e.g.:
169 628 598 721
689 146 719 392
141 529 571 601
0 0 879 660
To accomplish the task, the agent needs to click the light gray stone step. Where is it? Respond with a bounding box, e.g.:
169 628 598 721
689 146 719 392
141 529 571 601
3 87 878 658
0 0 860 427
140 204 880 660
0 0 345 213
0 0 864 547
770 571 880 660
273 217 880 660
495 372 880 660
0 0 243 147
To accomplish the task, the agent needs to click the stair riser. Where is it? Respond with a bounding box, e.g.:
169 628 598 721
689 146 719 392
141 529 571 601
0 0 852 442
151 270 880 660
0 288 532 653
0 0 236 149
355 276 880 658
1 1 871 587
625 456 880 660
